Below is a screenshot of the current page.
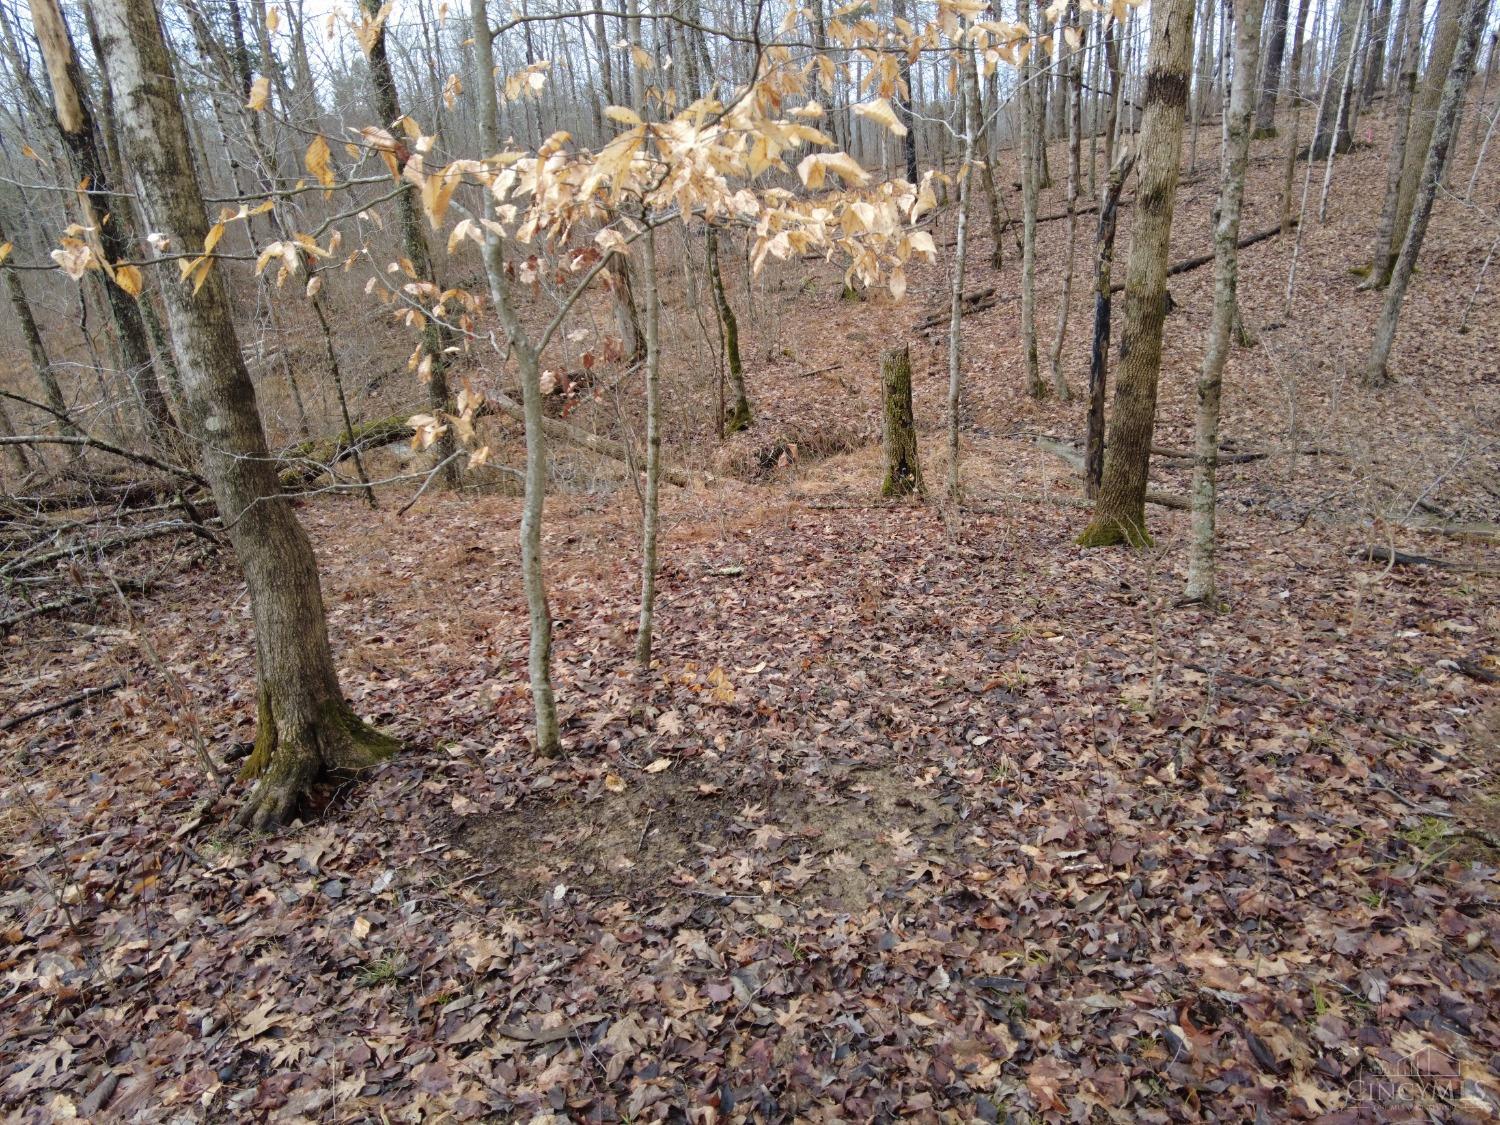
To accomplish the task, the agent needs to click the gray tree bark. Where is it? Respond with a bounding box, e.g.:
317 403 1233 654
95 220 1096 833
95 0 398 830
1367 0 1487 383
1078 0 1195 548
1187 0 1265 602
470 0 562 756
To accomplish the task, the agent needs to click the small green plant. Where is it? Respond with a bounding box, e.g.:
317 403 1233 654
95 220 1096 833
358 954 405 987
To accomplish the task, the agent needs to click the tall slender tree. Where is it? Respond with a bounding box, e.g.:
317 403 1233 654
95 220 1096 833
94 0 399 830
1078 0 1196 548
31 0 179 451
1187 0 1265 603
1367 0 1487 383
359 0 459 487
1253 0 1294 135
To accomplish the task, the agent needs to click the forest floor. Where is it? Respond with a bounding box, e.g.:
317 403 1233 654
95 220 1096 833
3 118 1499 1121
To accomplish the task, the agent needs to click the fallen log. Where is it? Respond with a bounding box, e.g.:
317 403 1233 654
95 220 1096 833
1110 221 1295 294
1355 545 1500 577
913 288 1007 331
1 679 125 732
1034 437 1190 511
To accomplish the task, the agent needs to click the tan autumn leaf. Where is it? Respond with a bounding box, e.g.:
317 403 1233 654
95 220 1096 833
604 773 627 793
853 97 908 137
305 136 335 195
112 263 144 297
645 757 673 773
246 75 270 111
0 242 12 265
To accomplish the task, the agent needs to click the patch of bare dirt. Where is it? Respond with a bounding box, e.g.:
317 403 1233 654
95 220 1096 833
454 763 961 911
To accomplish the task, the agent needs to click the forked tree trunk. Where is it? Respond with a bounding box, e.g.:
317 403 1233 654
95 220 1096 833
1366 0 1424 283
32 0 179 454
360 0 459 488
1367 0 1486 384
95 0 398 831
1086 151 1135 497
1077 0 1195 548
1187 0 1265 603
880 344 923 497
707 228 752 432
470 0 561 756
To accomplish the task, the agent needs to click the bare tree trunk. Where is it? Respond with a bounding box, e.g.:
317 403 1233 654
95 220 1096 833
1187 0 1264 603
1319 0 1369 217
1254 0 1294 135
1361 0 1393 106
32 0 179 453
0 217 81 449
1279 0 1317 229
1367 0 1487 384
1311 0 1365 155
962 49 1005 270
1048 0 1084 401
635 224 662 665
1366 0 1425 281
469 0 561 756
96 0 398 831
0 398 33 478
1384 0 1465 284
891 0 920 183
706 227 751 432
1019 9 1045 398
1086 152 1135 497
360 0 459 488
881 345 923 497
1189 0 1216 171
948 69 974 503
1077 0 1195 548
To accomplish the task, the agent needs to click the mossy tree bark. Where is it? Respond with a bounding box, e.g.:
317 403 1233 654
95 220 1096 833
32 0 179 455
880 344 924 498
97 0 398 831
1078 0 1195 548
1367 0 1486 385
707 227 752 433
1187 0 1264 603
359 0 459 489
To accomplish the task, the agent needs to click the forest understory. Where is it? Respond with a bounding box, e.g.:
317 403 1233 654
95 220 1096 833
4 107 1500 1121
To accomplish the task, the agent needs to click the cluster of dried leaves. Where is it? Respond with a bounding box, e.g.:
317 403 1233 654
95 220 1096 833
3 483 1496 1120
